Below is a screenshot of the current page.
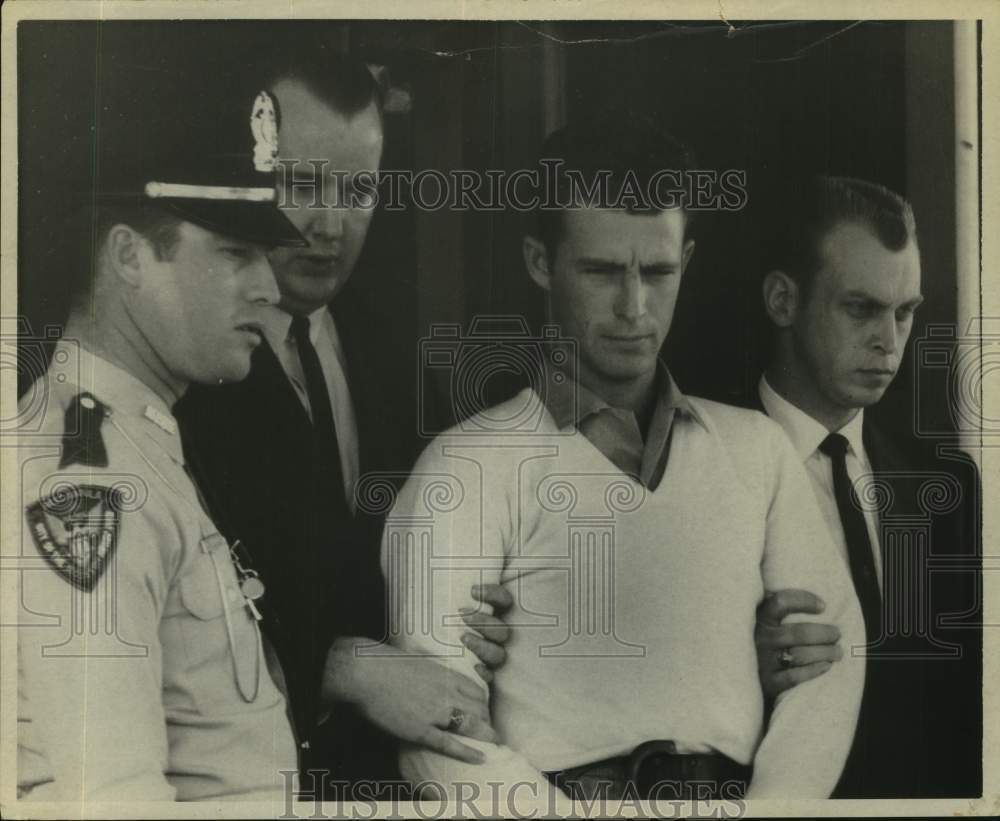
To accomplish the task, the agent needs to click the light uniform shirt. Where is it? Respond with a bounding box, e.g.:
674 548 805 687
16 344 297 801
382 370 865 801
758 376 883 587
260 305 360 512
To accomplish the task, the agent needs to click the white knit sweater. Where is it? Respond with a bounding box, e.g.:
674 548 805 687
380 389 865 800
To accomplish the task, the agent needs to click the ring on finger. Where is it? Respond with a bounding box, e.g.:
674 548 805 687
777 648 795 669
447 707 465 732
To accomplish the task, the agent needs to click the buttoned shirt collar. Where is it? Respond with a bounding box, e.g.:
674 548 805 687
259 304 327 351
758 375 866 461
50 342 184 465
838 405 867 464
256 302 358 509
258 302 350 400
542 358 706 488
260 304 352 387
544 357 706 432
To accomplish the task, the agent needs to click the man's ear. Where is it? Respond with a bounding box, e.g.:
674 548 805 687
523 235 552 291
762 269 799 328
104 224 148 288
680 238 696 275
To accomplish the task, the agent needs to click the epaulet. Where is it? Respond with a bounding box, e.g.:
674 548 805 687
59 392 110 469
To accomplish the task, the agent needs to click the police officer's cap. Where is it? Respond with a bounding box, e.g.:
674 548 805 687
94 69 306 248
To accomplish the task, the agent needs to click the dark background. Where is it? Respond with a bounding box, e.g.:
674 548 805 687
16 20 964 435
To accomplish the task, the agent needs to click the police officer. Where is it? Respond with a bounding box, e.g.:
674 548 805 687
16 65 307 800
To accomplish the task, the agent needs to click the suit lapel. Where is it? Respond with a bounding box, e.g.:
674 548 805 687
251 339 313 429
330 295 372 478
862 419 908 474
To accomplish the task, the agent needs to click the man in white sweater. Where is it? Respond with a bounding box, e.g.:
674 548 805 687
380 117 865 806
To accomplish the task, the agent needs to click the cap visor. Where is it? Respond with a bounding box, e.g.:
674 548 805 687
158 199 307 248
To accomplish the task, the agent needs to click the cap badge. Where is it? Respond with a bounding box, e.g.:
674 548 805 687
250 90 279 173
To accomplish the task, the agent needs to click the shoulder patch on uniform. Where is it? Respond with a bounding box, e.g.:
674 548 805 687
25 485 122 591
59 392 109 469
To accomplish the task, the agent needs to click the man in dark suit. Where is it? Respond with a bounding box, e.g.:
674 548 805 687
748 175 982 797
176 51 510 798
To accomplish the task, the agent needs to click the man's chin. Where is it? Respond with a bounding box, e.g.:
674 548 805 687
197 360 252 387
277 271 345 314
594 355 657 384
841 383 889 409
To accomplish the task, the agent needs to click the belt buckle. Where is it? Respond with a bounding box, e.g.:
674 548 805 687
626 739 678 793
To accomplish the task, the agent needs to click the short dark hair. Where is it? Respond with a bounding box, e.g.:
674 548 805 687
94 203 183 261
760 175 918 293
263 47 385 122
67 202 183 308
533 113 698 261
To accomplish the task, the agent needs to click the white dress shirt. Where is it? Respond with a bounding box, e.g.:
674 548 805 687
758 376 883 586
260 305 360 512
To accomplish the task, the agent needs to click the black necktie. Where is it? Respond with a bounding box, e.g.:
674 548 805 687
819 433 882 640
291 314 347 511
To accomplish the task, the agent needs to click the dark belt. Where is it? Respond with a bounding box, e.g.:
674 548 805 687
547 740 751 801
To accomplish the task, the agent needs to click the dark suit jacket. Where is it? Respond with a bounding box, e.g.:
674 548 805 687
742 386 982 798
176 284 430 792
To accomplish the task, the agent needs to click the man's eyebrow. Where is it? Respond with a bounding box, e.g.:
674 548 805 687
842 290 925 310
576 257 627 270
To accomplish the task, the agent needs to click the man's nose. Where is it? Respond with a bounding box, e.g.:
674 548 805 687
872 312 899 355
309 206 345 241
246 253 281 305
614 271 648 320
